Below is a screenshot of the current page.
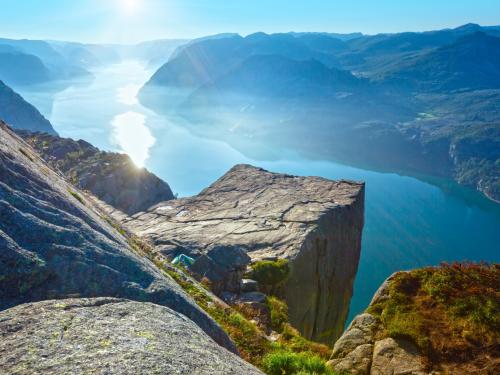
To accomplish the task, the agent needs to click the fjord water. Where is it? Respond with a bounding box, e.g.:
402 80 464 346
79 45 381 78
18 60 500 322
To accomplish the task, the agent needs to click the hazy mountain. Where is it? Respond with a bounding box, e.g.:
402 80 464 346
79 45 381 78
0 51 50 86
0 80 57 134
0 38 90 84
141 24 500 202
380 32 500 91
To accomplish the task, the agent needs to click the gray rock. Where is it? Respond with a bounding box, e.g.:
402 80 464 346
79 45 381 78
17 131 174 215
332 313 377 358
189 245 251 294
237 291 267 304
241 278 259 292
328 343 373 375
371 338 427 375
122 164 365 344
0 298 263 375
0 123 235 352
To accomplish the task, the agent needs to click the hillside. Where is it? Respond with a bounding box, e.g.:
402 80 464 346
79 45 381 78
329 263 500 374
0 81 57 134
18 131 174 215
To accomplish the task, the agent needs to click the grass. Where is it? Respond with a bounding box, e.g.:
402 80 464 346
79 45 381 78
368 262 500 367
267 296 289 332
68 190 85 205
248 259 290 287
262 351 335 375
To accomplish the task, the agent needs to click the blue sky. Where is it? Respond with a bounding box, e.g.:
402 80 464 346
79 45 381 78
1 0 499 43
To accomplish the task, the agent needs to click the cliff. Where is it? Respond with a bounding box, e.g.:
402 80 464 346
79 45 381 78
0 80 57 135
328 263 500 374
0 121 235 352
120 164 365 344
0 298 262 374
17 131 174 215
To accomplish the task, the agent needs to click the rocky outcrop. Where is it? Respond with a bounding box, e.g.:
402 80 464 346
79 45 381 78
0 80 57 135
0 122 234 352
328 264 500 374
0 298 263 374
18 131 174 215
121 164 365 344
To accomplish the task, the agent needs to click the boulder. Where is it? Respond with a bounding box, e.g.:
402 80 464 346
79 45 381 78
371 338 427 375
0 298 263 374
189 245 251 294
328 343 373 375
241 278 259 292
0 122 235 352
122 164 365 344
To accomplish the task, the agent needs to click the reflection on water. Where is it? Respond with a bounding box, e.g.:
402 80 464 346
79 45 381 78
14 60 500 325
111 111 154 168
117 83 141 105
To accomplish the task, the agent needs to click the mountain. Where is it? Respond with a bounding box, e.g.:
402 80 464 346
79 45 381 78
329 263 499 374
0 80 57 134
18 131 175 215
0 50 50 86
0 38 91 84
380 32 500 91
141 24 500 203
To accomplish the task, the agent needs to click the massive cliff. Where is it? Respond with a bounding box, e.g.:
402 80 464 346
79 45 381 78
17 131 174 215
0 121 235 352
0 81 57 135
328 263 500 374
0 298 262 375
119 164 365 344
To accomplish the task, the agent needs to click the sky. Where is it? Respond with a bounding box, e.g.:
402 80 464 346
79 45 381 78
1 0 499 44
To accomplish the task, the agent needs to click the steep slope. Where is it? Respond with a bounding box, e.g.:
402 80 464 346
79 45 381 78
0 298 262 374
0 122 235 352
18 131 174 215
119 164 365 344
381 32 500 91
329 263 500 374
0 81 57 134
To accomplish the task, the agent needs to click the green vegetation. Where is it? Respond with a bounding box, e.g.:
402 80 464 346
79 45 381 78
368 263 499 363
262 351 335 375
68 190 85 205
249 259 290 286
267 296 289 332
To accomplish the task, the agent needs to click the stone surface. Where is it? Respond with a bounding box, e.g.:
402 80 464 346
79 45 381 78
371 338 427 375
122 164 365 344
0 122 235 352
17 131 174 215
0 298 263 375
331 313 377 358
241 278 259 292
328 343 373 375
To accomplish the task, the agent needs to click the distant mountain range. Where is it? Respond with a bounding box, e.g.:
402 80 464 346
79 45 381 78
140 24 500 202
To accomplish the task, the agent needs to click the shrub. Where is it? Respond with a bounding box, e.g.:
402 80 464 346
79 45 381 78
250 259 290 286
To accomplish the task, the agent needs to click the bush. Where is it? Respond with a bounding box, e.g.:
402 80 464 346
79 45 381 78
250 259 290 286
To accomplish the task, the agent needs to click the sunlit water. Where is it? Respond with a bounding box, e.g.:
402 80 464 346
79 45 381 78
18 60 500 324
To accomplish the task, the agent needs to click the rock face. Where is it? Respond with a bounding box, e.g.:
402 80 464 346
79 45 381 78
0 122 234 352
17 131 175 215
0 298 263 375
0 80 57 135
328 264 500 374
122 164 365 344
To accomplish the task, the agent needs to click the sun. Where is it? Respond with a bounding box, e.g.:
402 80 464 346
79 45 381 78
122 0 141 13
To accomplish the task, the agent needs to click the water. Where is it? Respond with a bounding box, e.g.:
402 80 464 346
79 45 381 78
17 60 500 322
